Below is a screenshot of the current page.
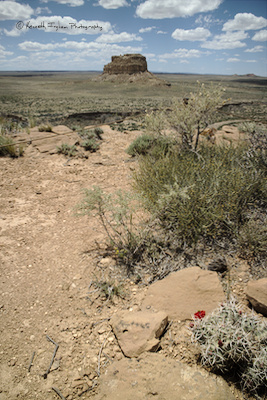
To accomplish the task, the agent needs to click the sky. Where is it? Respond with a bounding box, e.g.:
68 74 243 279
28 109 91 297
0 0 266 75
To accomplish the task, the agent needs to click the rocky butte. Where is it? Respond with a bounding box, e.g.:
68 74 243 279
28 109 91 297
94 53 171 86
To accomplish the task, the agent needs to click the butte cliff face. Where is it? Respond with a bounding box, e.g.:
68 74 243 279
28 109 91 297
94 53 171 86
103 54 148 75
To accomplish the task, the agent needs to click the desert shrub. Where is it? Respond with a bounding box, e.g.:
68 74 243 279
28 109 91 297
0 134 23 157
239 122 267 172
133 143 265 245
126 134 155 156
56 143 77 157
145 82 227 150
94 127 103 139
126 134 175 157
81 138 100 152
190 298 267 395
78 128 102 151
38 124 52 132
238 215 267 259
76 186 148 268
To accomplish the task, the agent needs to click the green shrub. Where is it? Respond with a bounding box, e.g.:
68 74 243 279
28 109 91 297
133 143 265 245
56 143 77 157
38 124 53 132
0 135 23 157
126 134 154 156
81 138 100 152
94 127 103 139
126 134 175 157
238 216 267 259
190 298 267 395
76 186 147 268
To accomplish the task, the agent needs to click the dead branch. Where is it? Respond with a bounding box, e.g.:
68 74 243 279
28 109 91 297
43 335 59 379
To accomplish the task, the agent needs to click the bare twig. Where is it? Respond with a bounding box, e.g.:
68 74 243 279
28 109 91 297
43 335 59 379
28 351 35 372
97 329 112 377
51 387 66 400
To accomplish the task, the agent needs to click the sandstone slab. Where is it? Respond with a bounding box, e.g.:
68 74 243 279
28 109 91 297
142 267 225 321
94 353 235 400
246 278 267 317
111 310 168 357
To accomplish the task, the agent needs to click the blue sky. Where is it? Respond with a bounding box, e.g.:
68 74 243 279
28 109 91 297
0 0 266 75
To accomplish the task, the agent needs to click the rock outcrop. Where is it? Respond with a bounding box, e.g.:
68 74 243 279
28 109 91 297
246 278 267 317
95 53 171 86
103 54 147 75
94 353 235 400
110 310 168 357
142 267 225 321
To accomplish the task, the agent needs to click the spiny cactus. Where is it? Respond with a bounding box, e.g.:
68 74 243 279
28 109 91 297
190 298 267 395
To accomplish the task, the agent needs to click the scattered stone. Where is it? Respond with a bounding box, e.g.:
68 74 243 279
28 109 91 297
99 257 116 267
110 310 168 357
94 353 235 400
245 278 267 317
142 267 225 321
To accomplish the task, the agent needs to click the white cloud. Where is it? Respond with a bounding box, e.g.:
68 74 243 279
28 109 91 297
136 0 223 19
96 32 142 43
201 30 248 50
18 40 142 56
0 44 13 58
139 26 155 33
172 27 211 41
157 30 167 34
41 0 84 6
223 13 267 32
160 48 203 59
195 14 221 28
252 30 267 42
97 0 128 9
0 1 33 21
4 16 112 36
35 7 52 15
245 46 264 53
227 58 240 62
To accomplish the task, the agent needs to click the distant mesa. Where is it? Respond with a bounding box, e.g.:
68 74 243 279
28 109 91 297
94 53 171 86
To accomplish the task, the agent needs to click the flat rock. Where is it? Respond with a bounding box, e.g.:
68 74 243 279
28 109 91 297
142 267 225 321
110 310 168 357
94 353 235 400
246 278 267 317
51 125 73 134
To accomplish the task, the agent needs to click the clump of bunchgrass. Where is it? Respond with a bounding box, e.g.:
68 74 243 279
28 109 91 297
56 143 77 157
76 186 148 269
0 134 24 157
190 298 267 395
78 127 103 152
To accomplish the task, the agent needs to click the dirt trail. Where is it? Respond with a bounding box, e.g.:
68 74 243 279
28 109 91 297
0 126 141 400
0 124 259 400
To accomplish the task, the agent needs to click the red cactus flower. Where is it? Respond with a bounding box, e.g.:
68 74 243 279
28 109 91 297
194 310 206 319
218 340 223 347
